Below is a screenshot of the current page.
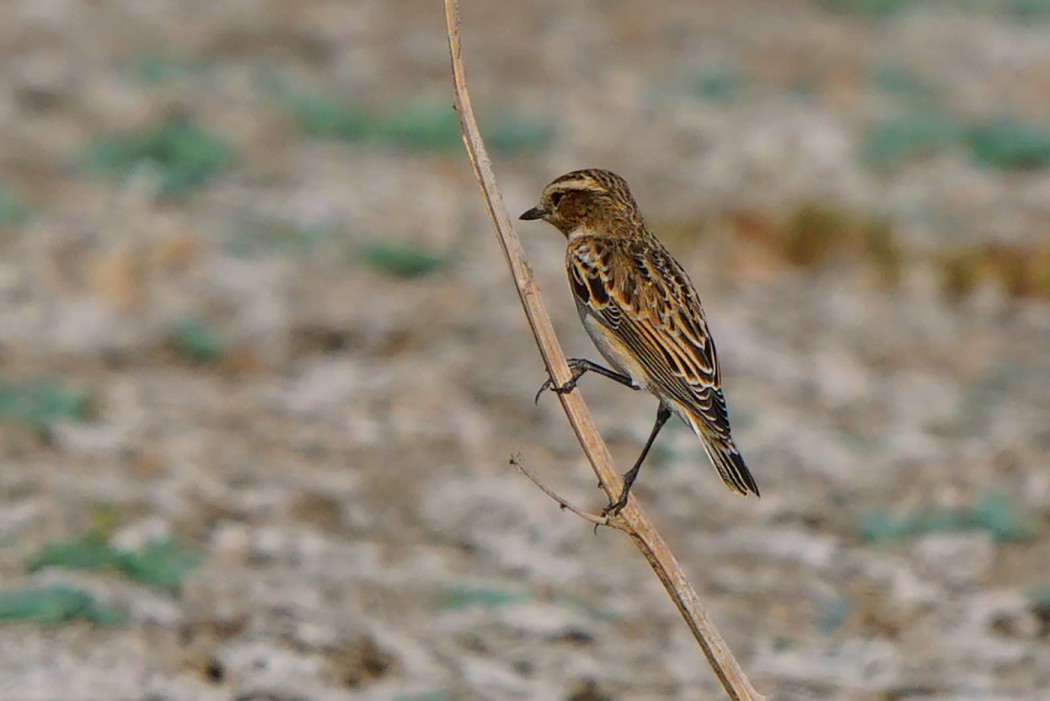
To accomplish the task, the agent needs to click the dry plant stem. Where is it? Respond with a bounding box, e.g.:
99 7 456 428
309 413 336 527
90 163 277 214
443 2 765 700
510 454 608 527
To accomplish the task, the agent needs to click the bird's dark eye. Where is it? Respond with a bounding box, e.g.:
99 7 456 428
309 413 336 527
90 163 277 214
549 192 564 207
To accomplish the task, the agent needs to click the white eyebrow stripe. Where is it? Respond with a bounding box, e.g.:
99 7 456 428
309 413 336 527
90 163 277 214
548 177 602 193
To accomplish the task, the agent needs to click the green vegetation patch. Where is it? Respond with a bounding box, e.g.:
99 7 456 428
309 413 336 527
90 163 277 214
0 585 124 626
171 318 226 363
116 539 203 592
864 111 964 169
29 534 203 594
966 120 1050 171
1004 0 1050 21
371 103 463 152
279 89 553 155
360 242 448 279
441 585 533 610
861 492 1036 543
692 69 748 102
817 0 909 16
133 54 211 84
480 115 556 156
0 186 29 227
820 597 851 633
282 91 370 141
872 66 937 107
866 110 1050 172
85 119 234 196
0 377 92 433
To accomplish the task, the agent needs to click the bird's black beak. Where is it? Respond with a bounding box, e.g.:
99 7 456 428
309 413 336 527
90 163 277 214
519 207 546 221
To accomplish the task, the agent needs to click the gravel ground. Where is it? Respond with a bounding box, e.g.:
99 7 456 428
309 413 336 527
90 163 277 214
0 2 1048 700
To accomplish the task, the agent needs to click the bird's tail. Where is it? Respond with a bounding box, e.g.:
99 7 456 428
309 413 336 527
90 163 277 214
687 417 760 496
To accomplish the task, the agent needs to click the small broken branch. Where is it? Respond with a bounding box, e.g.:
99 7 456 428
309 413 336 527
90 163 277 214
509 454 608 528
443 2 765 700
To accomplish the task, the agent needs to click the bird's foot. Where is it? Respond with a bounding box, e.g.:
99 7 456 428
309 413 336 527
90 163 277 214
534 359 587 404
601 488 630 517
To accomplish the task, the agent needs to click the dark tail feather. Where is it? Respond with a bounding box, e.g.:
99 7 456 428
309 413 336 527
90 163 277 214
697 429 760 497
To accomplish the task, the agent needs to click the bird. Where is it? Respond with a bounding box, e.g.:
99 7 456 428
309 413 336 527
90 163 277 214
520 168 758 515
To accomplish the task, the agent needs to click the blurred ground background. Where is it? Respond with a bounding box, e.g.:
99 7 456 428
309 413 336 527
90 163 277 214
0 1 1048 700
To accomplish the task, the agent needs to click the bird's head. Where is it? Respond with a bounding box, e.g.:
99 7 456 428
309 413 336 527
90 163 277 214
520 168 641 237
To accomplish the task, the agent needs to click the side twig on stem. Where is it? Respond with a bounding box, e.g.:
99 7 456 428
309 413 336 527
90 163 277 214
442 3 765 700
509 454 609 528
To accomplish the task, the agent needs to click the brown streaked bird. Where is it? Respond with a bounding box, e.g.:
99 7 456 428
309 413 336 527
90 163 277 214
520 168 758 514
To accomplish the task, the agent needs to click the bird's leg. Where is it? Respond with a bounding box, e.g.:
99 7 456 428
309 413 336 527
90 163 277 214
535 358 636 404
603 404 672 516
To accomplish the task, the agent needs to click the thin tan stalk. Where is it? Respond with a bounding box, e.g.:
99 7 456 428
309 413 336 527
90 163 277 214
442 2 766 699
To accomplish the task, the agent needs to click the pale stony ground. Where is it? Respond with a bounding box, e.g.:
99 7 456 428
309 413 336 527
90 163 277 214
0 2 1049 700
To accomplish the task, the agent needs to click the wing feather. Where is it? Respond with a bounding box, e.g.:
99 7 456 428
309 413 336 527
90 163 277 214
569 237 721 404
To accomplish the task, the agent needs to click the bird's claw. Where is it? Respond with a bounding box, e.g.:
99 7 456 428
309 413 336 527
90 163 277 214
534 377 577 404
601 493 629 517
534 361 585 404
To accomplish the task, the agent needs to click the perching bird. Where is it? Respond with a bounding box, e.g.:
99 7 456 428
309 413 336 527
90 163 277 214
520 168 758 514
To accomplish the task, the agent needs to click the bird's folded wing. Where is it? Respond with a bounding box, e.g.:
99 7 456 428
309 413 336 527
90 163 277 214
567 237 732 440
